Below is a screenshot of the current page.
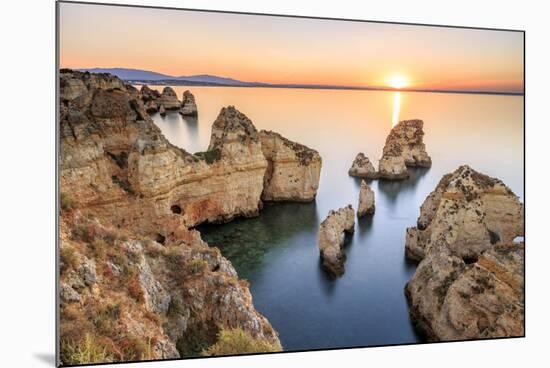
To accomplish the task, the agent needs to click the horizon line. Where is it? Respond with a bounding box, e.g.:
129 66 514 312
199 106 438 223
65 67 525 96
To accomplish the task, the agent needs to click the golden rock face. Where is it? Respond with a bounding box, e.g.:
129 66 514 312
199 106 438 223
59 69 325 363
404 165 524 341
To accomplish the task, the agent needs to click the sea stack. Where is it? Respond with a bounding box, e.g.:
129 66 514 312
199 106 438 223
348 152 378 179
259 130 322 202
378 119 431 180
158 86 181 110
180 90 198 116
404 165 524 341
159 104 166 117
318 205 355 277
357 180 375 217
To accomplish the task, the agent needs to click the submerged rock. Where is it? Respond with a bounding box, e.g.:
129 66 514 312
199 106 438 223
318 205 355 276
259 130 322 202
158 86 181 110
348 153 378 179
180 90 198 116
357 180 375 217
378 119 431 180
404 165 524 341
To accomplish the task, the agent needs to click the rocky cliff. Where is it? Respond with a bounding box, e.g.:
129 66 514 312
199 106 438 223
404 165 524 341
318 205 355 276
378 120 431 179
59 70 283 364
259 130 322 202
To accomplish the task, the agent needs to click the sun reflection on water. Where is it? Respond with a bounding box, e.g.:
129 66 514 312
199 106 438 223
392 92 401 127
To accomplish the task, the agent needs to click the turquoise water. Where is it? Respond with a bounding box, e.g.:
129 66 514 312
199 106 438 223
150 86 524 350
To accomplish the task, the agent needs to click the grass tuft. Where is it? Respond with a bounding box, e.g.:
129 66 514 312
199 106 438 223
60 334 114 365
201 327 281 356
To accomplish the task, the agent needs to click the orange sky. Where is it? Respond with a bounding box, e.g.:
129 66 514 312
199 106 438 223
59 2 524 93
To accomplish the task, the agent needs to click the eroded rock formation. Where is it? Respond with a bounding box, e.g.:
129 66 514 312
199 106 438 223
180 90 198 116
348 152 378 179
405 165 524 262
357 180 375 217
59 70 283 363
259 130 322 202
318 205 355 276
140 85 161 113
378 120 431 180
404 165 524 341
158 86 181 110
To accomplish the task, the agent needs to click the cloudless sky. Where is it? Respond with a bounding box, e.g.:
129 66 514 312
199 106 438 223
59 2 524 92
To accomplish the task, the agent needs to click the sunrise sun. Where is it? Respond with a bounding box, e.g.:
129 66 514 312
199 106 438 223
388 74 409 89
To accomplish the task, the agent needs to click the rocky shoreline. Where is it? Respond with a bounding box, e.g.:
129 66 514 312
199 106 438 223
59 69 524 362
58 69 322 363
404 165 524 340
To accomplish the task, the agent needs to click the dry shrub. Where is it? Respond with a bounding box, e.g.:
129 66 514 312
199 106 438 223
60 192 77 211
127 275 145 303
89 238 109 260
119 335 155 361
60 246 78 273
186 259 208 275
201 327 281 356
93 302 122 335
60 334 115 365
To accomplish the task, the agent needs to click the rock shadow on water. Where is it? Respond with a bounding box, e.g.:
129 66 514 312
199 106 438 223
317 230 354 296
199 201 319 279
377 167 429 206
357 214 374 237
182 115 199 141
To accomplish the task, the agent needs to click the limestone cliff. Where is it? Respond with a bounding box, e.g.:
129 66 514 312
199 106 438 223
405 165 524 262
259 130 322 202
140 85 161 113
59 211 281 363
59 70 281 364
378 120 431 180
404 165 524 341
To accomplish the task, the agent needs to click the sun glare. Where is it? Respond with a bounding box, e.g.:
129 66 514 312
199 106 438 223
388 74 409 89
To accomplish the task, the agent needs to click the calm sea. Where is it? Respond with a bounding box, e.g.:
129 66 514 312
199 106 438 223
148 85 524 351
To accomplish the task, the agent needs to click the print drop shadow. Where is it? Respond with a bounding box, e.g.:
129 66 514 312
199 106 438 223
377 167 429 204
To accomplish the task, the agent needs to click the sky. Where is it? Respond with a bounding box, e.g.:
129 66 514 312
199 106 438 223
59 2 524 93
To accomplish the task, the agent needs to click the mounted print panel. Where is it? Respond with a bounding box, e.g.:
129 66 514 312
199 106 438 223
57 1 524 366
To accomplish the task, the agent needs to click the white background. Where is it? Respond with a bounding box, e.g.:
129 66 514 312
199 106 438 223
0 0 547 367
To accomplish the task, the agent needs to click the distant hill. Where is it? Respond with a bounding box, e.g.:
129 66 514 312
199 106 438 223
77 67 254 86
77 68 173 81
74 67 523 95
